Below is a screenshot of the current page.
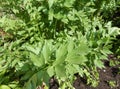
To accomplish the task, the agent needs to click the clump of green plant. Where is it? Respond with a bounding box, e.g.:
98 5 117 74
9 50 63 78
107 80 116 88
0 0 120 89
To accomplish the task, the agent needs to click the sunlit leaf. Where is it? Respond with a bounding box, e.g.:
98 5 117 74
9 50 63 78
55 64 66 78
47 66 54 77
94 59 104 69
30 53 45 67
66 53 87 64
100 48 112 56
53 43 67 66
48 9 54 20
0 85 11 89
25 46 40 55
77 43 90 55
67 39 74 53
64 0 75 7
42 41 51 63
48 0 54 8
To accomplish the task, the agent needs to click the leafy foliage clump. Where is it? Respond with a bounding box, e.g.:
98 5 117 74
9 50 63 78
0 0 120 89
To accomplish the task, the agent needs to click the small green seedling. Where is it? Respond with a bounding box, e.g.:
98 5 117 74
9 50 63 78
108 80 116 88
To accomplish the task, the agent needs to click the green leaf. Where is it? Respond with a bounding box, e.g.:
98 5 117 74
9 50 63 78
53 43 67 66
0 85 11 89
48 0 54 8
21 71 34 81
66 64 77 75
61 18 68 24
66 54 87 64
64 0 75 7
48 9 54 20
25 46 40 55
94 59 104 68
47 66 54 77
12 8 19 14
78 42 90 55
67 39 74 53
94 54 104 68
55 64 66 78
100 48 112 56
56 44 67 59
30 53 45 67
8 83 20 89
67 12 76 21
24 70 50 89
37 71 50 86
73 64 84 76
54 13 63 20
42 41 51 63
24 73 38 89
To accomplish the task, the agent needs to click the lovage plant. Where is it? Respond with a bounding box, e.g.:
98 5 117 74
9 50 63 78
0 0 120 89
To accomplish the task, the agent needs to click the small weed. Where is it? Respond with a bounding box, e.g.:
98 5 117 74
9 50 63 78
108 81 116 88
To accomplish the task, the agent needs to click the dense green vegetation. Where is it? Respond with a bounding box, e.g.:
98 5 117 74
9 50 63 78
0 0 120 89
